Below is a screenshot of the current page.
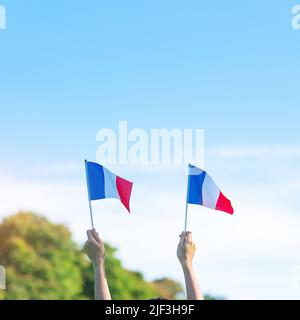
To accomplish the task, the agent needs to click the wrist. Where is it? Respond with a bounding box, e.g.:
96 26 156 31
93 256 105 267
181 261 193 271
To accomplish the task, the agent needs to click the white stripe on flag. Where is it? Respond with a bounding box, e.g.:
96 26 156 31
103 167 120 200
202 174 220 209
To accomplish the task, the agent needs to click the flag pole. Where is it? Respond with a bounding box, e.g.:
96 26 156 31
184 202 189 232
184 164 190 232
84 160 95 229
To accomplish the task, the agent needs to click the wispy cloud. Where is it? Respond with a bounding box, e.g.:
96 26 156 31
207 145 300 159
33 162 82 175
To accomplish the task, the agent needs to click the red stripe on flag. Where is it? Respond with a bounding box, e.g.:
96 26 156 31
215 192 234 215
116 176 133 213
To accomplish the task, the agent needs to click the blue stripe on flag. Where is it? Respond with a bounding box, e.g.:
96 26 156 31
86 162 105 200
187 166 206 205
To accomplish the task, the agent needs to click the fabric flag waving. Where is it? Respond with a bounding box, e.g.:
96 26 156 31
187 164 234 215
85 161 133 213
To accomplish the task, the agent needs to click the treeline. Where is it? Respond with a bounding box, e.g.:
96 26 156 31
0 212 183 300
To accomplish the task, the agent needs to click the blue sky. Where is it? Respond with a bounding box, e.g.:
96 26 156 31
0 0 300 299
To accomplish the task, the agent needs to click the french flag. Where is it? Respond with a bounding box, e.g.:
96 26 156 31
85 161 133 213
187 164 234 215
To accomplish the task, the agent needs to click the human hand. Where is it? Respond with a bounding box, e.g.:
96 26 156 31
84 229 105 265
177 231 196 268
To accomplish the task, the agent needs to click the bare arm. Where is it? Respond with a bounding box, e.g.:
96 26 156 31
84 229 112 300
177 231 204 300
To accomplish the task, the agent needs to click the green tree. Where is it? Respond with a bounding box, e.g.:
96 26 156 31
0 212 183 300
204 294 225 300
0 212 84 299
151 278 183 300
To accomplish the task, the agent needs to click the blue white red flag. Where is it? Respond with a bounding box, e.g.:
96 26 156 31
187 164 234 215
85 161 133 213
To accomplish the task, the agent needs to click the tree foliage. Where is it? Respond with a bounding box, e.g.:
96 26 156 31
0 212 183 300
0 212 84 299
151 278 183 300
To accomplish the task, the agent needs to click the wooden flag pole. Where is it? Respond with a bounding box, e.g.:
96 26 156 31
84 160 95 229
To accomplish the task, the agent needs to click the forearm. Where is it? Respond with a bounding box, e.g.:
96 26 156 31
93 259 112 300
182 264 204 300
